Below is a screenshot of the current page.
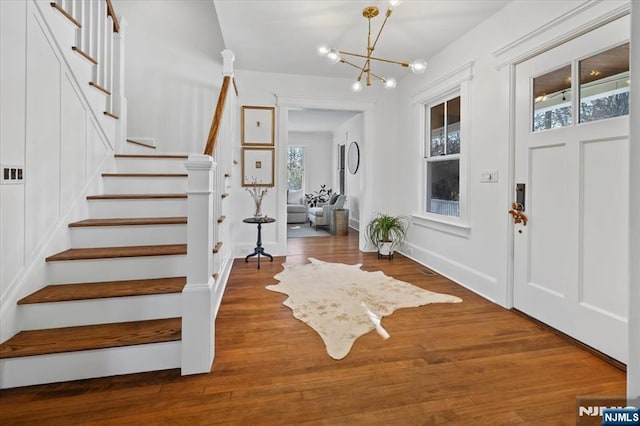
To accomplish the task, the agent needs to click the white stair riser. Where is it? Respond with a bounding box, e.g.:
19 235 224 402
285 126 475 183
19 293 181 330
88 198 187 218
102 176 187 194
70 224 187 248
0 341 180 389
115 158 188 174
48 255 186 283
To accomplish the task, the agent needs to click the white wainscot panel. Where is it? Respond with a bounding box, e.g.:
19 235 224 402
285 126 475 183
528 144 568 297
580 137 629 319
60 73 87 207
25 14 62 257
87 117 110 178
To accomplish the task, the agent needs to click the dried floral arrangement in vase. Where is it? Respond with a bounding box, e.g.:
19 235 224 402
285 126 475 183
245 177 269 218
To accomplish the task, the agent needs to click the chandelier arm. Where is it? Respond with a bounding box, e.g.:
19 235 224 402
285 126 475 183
340 58 385 82
338 50 410 67
370 7 392 52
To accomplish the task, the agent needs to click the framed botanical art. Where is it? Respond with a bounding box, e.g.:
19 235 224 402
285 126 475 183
242 106 275 146
242 147 275 187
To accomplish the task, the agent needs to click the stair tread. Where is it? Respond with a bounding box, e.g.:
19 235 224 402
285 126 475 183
46 244 187 261
0 318 181 359
69 217 187 227
102 173 187 177
114 154 188 159
18 277 187 305
126 139 156 149
87 194 187 200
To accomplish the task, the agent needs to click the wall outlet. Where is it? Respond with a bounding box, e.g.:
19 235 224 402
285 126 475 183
480 169 498 183
1 165 25 185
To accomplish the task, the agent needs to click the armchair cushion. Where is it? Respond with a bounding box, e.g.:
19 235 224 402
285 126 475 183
287 189 304 205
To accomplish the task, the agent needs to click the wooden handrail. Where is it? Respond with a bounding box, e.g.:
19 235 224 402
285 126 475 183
105 0 120 33
203 76 231 156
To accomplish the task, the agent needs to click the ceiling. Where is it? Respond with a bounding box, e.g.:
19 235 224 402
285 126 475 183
213 0 509 133
213 0 509 81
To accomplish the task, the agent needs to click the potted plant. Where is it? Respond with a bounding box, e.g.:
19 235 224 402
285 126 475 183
305 185 333 207
365 213 409 259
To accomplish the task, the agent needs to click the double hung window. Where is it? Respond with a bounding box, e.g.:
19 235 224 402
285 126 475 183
425 95 461 218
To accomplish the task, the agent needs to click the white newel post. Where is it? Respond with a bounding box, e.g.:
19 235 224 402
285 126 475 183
112 17 127 154
182 154 216 375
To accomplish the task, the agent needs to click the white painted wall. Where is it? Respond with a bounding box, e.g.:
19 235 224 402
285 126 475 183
229 69 390 258
288 131 332 196
333 114 364 230
113 0 225 154
393 0 631 307
1 0 116 341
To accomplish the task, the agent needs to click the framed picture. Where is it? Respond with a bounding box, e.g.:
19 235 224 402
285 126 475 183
242 106 275 146
242 147 275 187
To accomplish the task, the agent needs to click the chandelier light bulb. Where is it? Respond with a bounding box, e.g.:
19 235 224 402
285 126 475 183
317 45 330 56
383 77 397 89
388 0 401 8
326 48 341 64
351 80 363 92
410 59 427 74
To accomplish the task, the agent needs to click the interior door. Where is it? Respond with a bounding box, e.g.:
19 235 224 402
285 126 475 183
514 16 630 363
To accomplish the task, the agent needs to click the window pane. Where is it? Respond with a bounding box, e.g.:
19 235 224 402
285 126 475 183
532 65 572 132
446 96 460 154
287 146 304 190
579 43 629 123
430 102 445 156
427 160 459 217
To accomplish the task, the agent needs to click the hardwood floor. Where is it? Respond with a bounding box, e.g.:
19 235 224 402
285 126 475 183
0 231 625 424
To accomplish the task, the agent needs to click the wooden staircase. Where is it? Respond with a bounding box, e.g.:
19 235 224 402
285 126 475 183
0 152 193 388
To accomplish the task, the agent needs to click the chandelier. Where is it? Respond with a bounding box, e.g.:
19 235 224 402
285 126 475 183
317 1 427 92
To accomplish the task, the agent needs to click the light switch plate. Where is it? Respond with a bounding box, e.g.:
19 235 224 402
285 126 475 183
480 169 498 183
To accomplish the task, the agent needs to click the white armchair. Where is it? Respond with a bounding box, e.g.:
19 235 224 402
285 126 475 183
308 195 346 229
287 189 307 223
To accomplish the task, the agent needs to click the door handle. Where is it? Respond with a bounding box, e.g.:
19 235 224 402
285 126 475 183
509 202 528 225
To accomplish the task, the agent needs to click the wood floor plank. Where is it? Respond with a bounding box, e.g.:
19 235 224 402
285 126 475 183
0 230 625 424
0 318 181 359
18 277 186 304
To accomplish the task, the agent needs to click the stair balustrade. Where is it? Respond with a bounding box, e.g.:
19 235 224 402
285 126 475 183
50 0 127 150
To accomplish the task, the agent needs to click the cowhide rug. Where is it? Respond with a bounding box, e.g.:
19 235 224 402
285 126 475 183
266 258 462 360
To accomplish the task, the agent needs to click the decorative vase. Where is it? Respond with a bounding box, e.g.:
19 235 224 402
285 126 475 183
253 200 262 218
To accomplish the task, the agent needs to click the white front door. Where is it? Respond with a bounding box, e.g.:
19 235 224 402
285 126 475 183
514 16 630 363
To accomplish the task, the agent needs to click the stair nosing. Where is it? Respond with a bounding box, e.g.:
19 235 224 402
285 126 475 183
46 244 187 262
101 173 188 178
69 217 187 227
0 318 181 359
18 277 187 305
87 194 187 200
114 154 188 159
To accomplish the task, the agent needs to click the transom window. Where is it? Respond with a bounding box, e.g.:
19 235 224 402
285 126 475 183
532 43 629 132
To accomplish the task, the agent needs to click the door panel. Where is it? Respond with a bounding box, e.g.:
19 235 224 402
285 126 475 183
580 136 629 319
529 144 568 297
514 16 629 363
